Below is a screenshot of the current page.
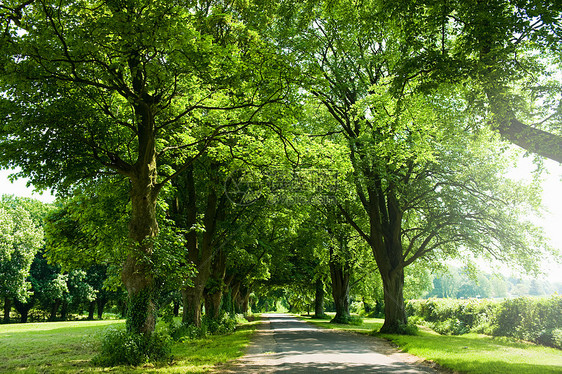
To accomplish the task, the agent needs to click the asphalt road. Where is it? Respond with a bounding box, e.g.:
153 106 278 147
218 313 441 374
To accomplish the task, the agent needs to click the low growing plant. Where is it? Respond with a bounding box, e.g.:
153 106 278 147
92 327 172 366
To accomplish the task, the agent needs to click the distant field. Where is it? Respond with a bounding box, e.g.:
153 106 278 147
0 319 256 373
303 316 562 374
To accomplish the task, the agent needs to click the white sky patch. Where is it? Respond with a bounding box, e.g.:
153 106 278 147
0 168 55 203
504 154 562 283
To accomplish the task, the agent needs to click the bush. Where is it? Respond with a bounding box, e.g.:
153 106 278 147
492 296 562 347
552 328 562 349
407 296 562 347
430 318 469 335
93 327 172 366
168 313 246 342
203 313 240 335
167 321 205 341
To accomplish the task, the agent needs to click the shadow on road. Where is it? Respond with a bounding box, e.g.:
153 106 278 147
217 313 440 374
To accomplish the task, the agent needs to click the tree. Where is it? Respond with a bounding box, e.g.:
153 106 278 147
0 196 44 322
0 0 293 334
451 0 562 162
275 0 551 333
45 179 189 321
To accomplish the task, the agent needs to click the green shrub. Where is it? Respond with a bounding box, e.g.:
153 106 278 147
552 328 562 349
430 318 470 335
167 321 206 341
492 296 562 346
399 322 419 335
408 296 562 348
93 327 172 366
167 313 246 343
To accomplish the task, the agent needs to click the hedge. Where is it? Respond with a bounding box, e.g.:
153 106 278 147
406 295 562 349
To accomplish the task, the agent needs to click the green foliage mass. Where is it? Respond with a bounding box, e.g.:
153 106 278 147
407 296 562 349
93 327 173 366
0 196 45 303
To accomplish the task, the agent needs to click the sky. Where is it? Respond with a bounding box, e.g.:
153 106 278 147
1 153 561 283
505 156 562 283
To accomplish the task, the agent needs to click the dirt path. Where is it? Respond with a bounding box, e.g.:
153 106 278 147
217 313 444 373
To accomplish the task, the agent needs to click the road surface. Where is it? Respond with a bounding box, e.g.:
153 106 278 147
218 313 441 373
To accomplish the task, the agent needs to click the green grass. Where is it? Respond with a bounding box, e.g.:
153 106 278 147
0 318 257 373
302 315 562 374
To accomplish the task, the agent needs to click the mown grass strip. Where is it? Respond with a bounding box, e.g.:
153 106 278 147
0 319 257 373
302 316 562 374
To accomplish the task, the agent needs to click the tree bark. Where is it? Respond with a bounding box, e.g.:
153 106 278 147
49 300 60 321
358 182 408 333
314 278 325 318
20 309 29 323
118 74 162 335
60 300 68 320
173 299 180 317
236 285 251 314
182 285 204 327
96 298 107 319
204 248 227 320
496 118 562 163
242 291 250 314
14 299 32 323
204 291 223 321
379 267 407 333
329 256 351 324
3 297 11 323
230 281 241 313
122 177 159 334
177 164 224 326
88 301 95 320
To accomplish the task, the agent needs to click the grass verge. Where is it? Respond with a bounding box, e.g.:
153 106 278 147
302 315 562 374
0 318 257 373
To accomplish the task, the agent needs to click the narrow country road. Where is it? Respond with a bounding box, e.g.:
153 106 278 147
218 313 441 373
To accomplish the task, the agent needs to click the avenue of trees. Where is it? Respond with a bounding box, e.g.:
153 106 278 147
1 0 561 348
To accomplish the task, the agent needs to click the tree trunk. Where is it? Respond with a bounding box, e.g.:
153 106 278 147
222 288 233 316
119 90 162 335
60 300 68 320
379 267 407 333
96 298 107 319
88 301 95 320
235 285 251 314
49 300 61 321
182 285 204 327
122 179 159 334
14 299 32 323
204 291 223 321
230 282 241 314
204 248 227 320
178 164 225 326
3 297 11 323
362 297 371 314
240 286 251 314
20 309 29 323
173 299 180 317
363 183 408 334
329 259 351 324
314 279 325 318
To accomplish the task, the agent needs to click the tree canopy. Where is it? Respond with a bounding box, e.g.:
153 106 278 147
0 0 560 338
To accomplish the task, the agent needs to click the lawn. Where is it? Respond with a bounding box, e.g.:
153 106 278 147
303 316 562 374
0 319 257 373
